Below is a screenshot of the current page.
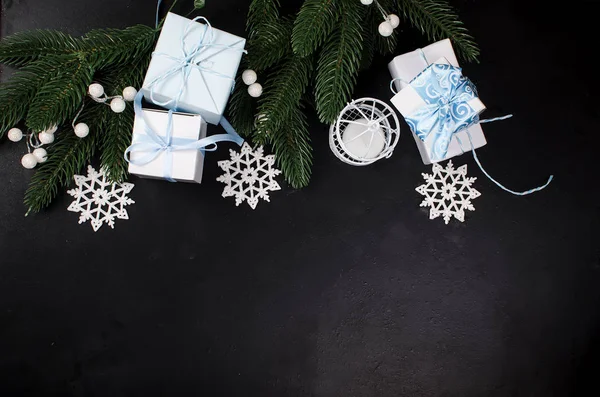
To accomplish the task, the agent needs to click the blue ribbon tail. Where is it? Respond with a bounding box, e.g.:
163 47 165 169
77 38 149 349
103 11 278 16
463 130 553 196
219 117 244 146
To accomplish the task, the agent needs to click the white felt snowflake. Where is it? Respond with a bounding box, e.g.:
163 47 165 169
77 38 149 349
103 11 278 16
217 142 281 209
416 160 481 224
67 165 135 231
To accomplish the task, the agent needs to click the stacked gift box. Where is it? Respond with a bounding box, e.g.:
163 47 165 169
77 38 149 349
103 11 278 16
127 13 246 183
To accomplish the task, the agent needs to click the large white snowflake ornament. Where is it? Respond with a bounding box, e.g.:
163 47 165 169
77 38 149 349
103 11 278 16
67 165 135 231
217 142 281 209
416 160 481 224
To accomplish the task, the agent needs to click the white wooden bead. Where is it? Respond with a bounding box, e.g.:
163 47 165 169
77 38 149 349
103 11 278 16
110 97 126 113
122 87 138 101
38 131 55 145
74 123 90 138
378 21 394 37
387 14 400 29
7 128 23 142
45 125 58 134
242 69 258 85
88 83 105 98
21 153 38 169
360 0 373 5
248 83 263 98
32 148 48 163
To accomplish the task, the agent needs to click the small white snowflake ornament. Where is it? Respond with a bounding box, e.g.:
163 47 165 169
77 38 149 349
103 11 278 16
217 142 281 209
416 160 481 224
67 165 135 231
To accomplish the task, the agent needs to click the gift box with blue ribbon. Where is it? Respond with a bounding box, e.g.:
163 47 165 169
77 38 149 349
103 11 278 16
141 12 246 125
391 57 487 164
388 39 487 164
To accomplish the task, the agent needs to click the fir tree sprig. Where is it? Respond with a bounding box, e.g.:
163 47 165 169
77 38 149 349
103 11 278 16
314 0 365 124
25 56 94 132
228 72 257 138
291 0 341 57
0 30 80 67
269 104 312 189
246 17 294 72
256 54 314 137
23 103 103 215
396 0 480 62
254 54 314 187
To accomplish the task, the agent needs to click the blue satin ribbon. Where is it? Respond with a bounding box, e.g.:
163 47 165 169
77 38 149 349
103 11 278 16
393 57 552 195
125 91 243 182
146 13 246 112
404 62 485 162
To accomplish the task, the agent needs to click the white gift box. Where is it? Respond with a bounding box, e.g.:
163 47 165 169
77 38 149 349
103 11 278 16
388 39 487 164
128 109 208 183
141 12 246 125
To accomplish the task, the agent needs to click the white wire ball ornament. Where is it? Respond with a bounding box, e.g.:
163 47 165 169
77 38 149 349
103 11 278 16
329 98 400 166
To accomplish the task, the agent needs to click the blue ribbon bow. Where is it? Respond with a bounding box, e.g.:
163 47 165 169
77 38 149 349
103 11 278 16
125 91 243 182
404 63 482 161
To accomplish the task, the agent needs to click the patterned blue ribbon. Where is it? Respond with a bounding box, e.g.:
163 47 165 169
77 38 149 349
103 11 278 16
391 54 552 195
124 91 244 182
404 62 484 162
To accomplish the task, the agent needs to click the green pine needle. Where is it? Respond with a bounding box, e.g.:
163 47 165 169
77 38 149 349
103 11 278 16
256 54 313 136
291 0 340 57
25 57 94 132
0 55 72 137
80 25 158 69
0 30 80 67
314 0 364 124
247 0 281 29
246 17 294 72
24 105 101 215
100 105 134 183
269 104 312 189
397 0 480 62
228 73 257 138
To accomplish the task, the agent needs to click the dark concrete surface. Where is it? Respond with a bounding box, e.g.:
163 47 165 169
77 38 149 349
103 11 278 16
1 0 599 395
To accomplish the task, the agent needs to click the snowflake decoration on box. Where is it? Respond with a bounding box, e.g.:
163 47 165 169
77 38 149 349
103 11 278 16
416 160 481 224
67 165 135 231
217 142 281 209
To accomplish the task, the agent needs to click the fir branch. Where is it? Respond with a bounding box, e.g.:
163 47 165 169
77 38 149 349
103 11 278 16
314 0 364 124
396 0 479 62
0 30 80 67
256 54 314 136
291 0 341 57
248 0 281 29
25 56 94 132
359 5 377 70
0 55 73 137
269 104 312 189
246 17 294 72
100 105 133 183
228 73 257 138
80 25 158 69
23 105 102 215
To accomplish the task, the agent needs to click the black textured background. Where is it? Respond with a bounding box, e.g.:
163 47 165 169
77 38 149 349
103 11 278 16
1 0 599 396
